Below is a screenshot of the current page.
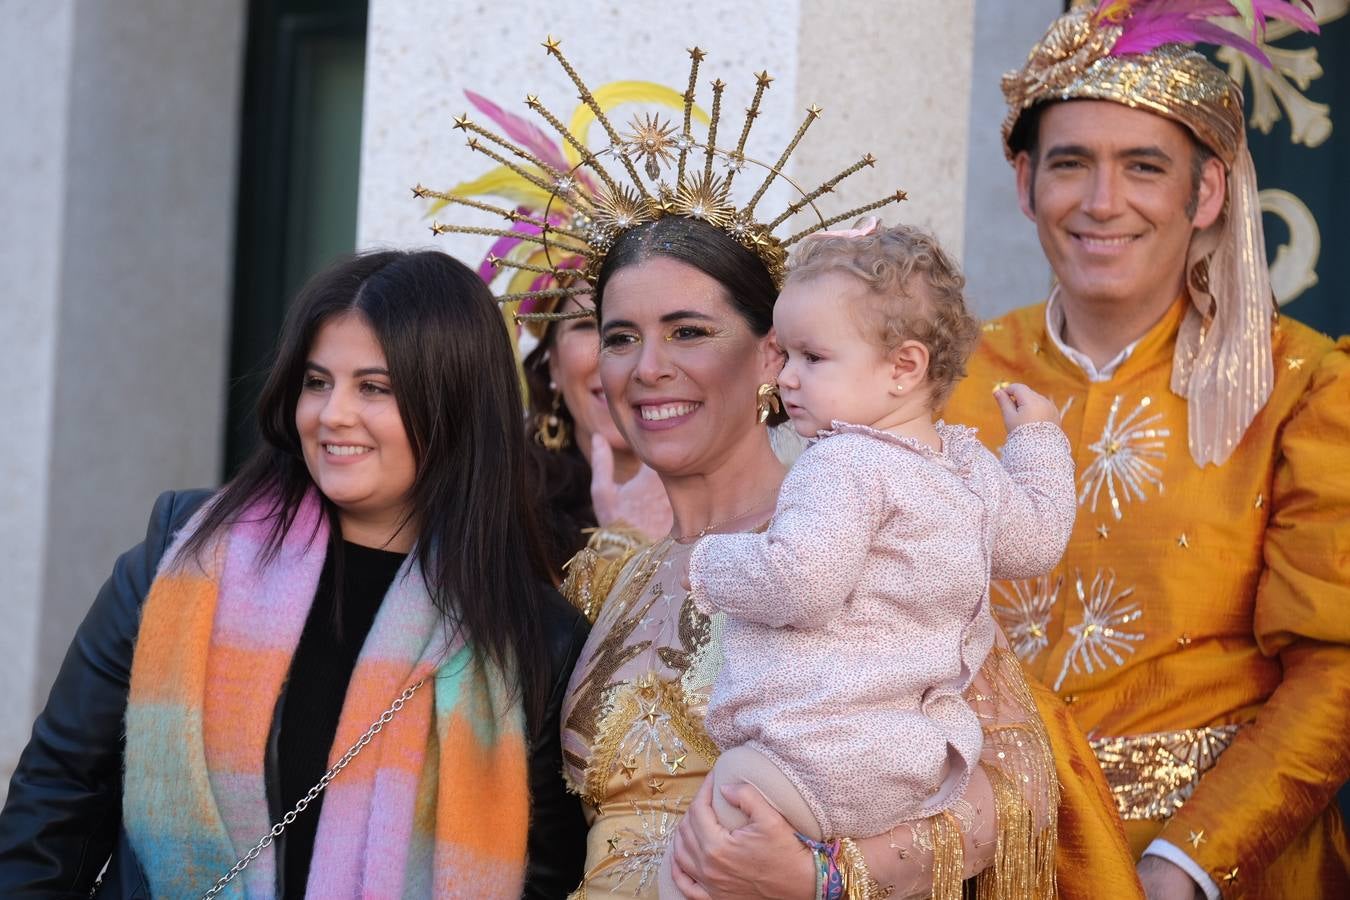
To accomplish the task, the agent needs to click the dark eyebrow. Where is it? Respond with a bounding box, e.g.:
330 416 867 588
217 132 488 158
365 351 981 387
600 318 636 336
660 310 716 324
302 362 390 377
1119 146 1174 164
1044 144 1093 161
1044 144 1174 164
600 309 716 335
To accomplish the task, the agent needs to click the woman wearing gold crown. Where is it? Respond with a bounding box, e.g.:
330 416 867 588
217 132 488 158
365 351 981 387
419 89 676 583
420 40 1141 899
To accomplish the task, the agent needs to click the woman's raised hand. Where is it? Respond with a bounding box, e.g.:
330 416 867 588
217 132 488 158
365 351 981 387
669 776 815 900
590 433 674 542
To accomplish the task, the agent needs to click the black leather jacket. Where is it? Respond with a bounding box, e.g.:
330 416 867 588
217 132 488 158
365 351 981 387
0 490 589 898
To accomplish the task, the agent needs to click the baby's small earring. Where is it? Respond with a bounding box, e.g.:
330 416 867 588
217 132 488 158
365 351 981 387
894 383 904 393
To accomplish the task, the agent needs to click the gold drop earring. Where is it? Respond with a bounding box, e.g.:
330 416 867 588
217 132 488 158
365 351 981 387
756 382 783 424
535 384 571 451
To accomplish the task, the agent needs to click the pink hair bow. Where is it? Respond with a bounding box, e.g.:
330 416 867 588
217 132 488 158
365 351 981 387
807 215 880 241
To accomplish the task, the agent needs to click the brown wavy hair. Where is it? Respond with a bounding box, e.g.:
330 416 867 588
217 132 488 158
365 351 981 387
785 221 980 407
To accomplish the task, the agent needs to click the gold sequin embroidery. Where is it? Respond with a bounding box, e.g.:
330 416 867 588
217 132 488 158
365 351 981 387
1078 394 1171 521
1089 725 1241 821
1052 569 1144 691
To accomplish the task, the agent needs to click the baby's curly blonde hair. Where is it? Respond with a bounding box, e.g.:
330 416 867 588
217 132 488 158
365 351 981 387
784 220 980 406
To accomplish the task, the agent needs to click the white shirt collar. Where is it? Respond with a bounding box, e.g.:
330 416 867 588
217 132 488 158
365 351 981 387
1044 287 1140 382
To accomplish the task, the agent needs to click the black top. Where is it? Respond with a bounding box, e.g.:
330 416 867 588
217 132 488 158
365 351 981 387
277 540 407 898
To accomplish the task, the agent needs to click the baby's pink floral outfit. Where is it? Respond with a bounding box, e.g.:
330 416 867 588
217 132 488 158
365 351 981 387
689 420 1076 837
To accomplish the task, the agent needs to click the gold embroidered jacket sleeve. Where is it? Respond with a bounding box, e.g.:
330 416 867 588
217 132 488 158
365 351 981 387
1162 336 1350 888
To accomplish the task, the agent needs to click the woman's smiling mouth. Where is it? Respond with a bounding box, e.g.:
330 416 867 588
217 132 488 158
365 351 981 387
323 443 373 457
635 401 702 426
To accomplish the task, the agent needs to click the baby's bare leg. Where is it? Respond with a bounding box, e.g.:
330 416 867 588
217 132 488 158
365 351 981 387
658 745 822 899
708 745 822 837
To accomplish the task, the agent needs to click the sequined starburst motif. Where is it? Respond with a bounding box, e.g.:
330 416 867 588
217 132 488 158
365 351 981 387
590 184 659 250
1079 394 1170 521
1053 569 1144 691
601 802 682 893
992 574 1063 663
622 113 680 180
667 172 735 227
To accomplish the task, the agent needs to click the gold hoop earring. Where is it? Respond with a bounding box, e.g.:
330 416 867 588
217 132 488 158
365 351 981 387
756 382 782 424
535 389 571 451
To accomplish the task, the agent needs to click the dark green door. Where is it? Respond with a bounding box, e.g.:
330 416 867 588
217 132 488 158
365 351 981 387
226 0 368 474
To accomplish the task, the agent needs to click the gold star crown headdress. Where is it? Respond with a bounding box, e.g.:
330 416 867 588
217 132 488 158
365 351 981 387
414 38 908 324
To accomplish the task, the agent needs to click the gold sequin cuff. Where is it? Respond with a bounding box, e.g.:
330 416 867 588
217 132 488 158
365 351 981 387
1089 725 1243 821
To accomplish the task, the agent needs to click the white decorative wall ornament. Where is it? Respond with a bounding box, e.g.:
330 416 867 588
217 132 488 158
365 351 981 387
1260 188 1322 305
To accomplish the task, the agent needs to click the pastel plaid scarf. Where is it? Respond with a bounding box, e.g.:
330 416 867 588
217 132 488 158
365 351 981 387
123 492 529 898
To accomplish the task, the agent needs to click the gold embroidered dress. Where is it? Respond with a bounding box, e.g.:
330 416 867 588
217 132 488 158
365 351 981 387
560 533 1142 899
946 297 1350 896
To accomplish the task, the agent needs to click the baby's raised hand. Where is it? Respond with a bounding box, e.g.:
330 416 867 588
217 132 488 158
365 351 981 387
994 383 1058 432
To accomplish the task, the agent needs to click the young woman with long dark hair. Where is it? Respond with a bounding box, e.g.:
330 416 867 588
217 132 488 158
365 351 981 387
0 250 587 899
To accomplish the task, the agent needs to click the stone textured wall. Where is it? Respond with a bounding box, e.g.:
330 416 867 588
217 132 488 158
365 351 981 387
359 0 1052 319
357 0 989 275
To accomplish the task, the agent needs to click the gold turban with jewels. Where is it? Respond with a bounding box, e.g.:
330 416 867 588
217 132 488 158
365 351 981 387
1000 6 1245 166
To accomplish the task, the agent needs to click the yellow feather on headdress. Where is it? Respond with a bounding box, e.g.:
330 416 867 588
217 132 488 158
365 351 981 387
565 81 708 167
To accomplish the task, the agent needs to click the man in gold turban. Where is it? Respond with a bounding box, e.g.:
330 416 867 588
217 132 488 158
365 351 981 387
945 2 1350 897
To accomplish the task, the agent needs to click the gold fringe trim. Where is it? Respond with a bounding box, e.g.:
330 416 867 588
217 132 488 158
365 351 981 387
972 646 1059 899
839 837 894 900
560 538 640 625
929 810 965 900
974 766 1057 899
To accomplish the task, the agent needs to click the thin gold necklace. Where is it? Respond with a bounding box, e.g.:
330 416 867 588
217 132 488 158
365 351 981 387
671 487 779 544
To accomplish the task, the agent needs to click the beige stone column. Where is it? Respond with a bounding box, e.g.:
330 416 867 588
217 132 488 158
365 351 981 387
0 0 75 796
0 0 246 795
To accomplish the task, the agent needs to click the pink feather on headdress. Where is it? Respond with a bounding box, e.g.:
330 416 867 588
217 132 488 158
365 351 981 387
1094 0 1319 67
465 89 572 175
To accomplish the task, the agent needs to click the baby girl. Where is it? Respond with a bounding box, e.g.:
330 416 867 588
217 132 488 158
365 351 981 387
658 220 1076 897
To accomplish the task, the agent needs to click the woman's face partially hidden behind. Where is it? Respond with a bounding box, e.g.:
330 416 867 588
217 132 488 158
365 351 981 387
545 295 629 458
597 256 780 478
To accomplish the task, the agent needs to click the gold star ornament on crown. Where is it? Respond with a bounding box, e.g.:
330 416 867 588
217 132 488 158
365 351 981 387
415 39 908 323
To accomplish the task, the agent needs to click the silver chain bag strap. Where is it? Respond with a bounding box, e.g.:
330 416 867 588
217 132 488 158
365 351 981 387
198 678 426 900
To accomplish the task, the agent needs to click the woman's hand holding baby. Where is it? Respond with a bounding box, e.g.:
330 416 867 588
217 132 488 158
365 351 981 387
994 383 1058 432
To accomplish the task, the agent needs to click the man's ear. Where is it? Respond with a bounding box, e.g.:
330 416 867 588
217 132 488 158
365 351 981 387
1014 150 1037 222
1191 155 1227 231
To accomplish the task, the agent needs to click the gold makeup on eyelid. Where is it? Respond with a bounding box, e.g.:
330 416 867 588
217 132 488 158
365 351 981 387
663 326 721 342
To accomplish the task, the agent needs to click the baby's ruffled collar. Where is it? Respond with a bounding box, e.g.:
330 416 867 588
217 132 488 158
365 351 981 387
816 420 981 473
